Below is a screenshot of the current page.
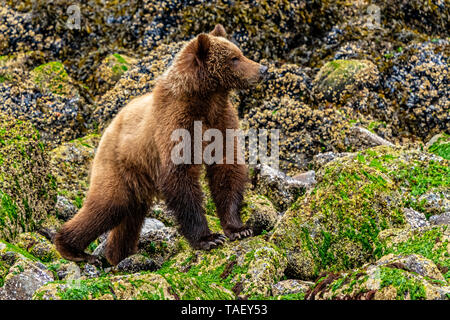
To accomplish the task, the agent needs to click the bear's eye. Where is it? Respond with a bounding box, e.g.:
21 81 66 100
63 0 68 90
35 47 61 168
231 57 240 63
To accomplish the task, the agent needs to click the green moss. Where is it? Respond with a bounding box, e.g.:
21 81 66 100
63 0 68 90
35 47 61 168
379 267 427 300
31 61 71 96
56 277 113 300
272 146 449 279
428 133 450 160
382 226 450 281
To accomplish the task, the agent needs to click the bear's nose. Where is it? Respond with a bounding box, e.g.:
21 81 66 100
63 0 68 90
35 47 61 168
259 65 268 75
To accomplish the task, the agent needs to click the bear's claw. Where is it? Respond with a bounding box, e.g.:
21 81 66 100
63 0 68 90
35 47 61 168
227 227 253 241
195 233 227 250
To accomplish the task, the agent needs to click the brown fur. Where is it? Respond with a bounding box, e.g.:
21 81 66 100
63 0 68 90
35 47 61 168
55 25 267 265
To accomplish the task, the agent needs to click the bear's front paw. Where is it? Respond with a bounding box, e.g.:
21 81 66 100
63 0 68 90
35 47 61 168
193 233 227 251
225 226 253 241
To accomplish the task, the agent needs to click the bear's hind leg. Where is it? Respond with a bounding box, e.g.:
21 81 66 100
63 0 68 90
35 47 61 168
55 195 130 264
104 202 148 265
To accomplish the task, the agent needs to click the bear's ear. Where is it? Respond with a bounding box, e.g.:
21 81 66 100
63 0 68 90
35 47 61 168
194 33 210 64
210 24 227 37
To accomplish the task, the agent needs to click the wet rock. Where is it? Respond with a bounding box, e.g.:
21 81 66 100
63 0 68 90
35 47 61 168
271 279 314 297
0 256 53 300
429 212 450 226
114 254 157 273
241 192 279 235
55 195 78 220
251 164 310 211
403 208 429 229
292 171 316 187
346 126 395 150
417 190 450 216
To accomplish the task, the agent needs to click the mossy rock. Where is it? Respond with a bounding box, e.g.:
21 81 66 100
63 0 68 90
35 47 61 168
31 61 76 96
13 232 61 263
313 59 379 103
427 133 450 160
306 252 449 300
90 53 137 95
379 225 450 281
271 146 449 280
33 272 176 300
49 133 100 207
158 236 287 299
0 113 56 241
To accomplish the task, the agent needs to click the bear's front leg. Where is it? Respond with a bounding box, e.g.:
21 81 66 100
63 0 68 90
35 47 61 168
206 162 253 241
160 164 226 250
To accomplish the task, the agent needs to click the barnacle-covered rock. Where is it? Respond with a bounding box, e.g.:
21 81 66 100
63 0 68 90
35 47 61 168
0 113 56 242
271 146 449 280
0 58 92 145
384 41 449 140
374 0 449 35
241 192 279 235
313 59 380 103
163 236 287 299
33 272 176 300
49 133 100 209
13 232 61 263
89 53 137 96
177 0 342 61
305 253 449 300
92 41 185 130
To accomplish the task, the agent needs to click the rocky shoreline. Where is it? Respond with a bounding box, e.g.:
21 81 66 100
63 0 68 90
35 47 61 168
0 1 449 300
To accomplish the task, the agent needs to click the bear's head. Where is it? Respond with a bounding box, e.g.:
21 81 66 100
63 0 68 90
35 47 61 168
164 24 268 97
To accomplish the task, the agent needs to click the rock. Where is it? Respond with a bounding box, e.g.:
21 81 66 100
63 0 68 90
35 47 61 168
384 41 449 140
55 195 78 220
271 279 314 297
429 212 450 226
163 236 287 299
403 208 429 229
271 146 449 280
55 262 82 281
49 133 100 205
89 53 137 95
426 133 450 160
0 58 92 145
0 113 56 242
417 190 450 216
251 164 310 211
292 170 316 186
313 59 380 103
374 0 449 34
305 254 449 300
0 256 53 300
241 193 279 235
13 232 61 263
92 41 184 130
34 273 176 300
93 218 180 267
311 151 354 170
114 254 157 273
346 126 395 150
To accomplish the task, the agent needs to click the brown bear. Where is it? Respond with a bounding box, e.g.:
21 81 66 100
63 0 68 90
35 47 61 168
54 24 268 265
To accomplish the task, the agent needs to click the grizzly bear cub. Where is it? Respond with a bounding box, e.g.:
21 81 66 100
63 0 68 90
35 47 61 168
55 24 268 265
